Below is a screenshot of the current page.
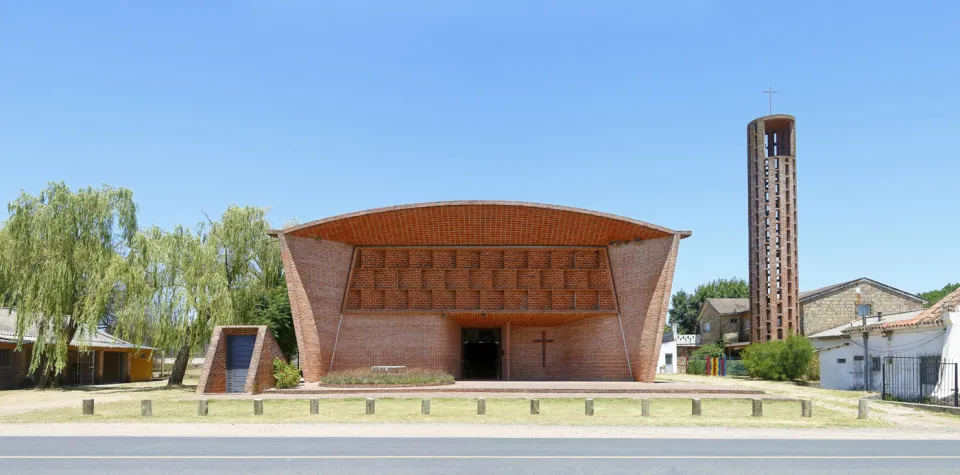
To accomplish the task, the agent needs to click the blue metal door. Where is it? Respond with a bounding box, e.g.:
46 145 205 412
225 335 256 393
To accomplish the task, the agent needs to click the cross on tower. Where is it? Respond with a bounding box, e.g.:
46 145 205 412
763 87 778 114
534 331 554 367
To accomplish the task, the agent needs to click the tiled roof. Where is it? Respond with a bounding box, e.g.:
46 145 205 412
704 298 750 315
879 286 960 329
808 309 923 338
798 277 924 304
0 307 148 349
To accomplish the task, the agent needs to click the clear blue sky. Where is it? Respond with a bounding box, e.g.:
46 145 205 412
1 1 957 297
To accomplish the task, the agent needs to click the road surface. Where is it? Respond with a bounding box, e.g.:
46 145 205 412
0 437 957 474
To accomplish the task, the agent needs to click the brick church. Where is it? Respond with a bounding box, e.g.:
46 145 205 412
273 202 689 382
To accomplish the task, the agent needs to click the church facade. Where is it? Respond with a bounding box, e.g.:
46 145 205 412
274 202 689 382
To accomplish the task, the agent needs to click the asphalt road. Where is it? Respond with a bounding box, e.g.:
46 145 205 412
0 437 958 474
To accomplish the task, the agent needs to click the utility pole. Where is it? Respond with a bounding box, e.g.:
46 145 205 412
857 287 870 391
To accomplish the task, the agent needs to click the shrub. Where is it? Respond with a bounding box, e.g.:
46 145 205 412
805 352 820 381
321 368 455 385
686 359 706 375
685 343 723 375
742 335 814 381
273 358 301 389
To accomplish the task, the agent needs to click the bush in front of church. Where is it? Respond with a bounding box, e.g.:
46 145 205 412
273 358 302 389
741 336 813 381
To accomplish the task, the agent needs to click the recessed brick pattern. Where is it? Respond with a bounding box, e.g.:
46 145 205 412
344 247 615 315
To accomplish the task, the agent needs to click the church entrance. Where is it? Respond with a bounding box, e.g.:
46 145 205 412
461 328 501 380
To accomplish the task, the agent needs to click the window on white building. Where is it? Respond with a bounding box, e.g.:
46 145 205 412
665 354 673 365
837 358 846 364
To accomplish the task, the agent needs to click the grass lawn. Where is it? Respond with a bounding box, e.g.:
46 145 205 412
0 397 885 428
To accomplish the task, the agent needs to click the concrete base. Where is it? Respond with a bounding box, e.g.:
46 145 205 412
265 380 764 396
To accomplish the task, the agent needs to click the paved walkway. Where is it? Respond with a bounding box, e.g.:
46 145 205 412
257 380 763 398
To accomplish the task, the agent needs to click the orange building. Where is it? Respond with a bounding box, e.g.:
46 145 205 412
0 308 153 389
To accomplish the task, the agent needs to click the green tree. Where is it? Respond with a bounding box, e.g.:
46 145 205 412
252 280 297 360
0 182 138 386
115 224 233 387
919 283 960 308
668 278 749 334
668 290 698 334
172 205 280 386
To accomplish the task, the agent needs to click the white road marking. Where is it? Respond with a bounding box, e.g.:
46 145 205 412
0 455 957 460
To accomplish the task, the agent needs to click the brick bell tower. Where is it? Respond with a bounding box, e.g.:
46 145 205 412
747 114 799 342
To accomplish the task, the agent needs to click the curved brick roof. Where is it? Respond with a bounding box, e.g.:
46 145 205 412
274 201 691 246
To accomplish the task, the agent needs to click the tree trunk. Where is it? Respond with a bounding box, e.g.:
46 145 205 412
167 341 192 387
36 324 79 389
36 355 57 389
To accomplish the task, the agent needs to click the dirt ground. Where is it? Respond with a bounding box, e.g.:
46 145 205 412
657 373 960 432
0 380 197 416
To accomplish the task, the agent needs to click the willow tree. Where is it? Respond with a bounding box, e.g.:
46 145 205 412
114 224 233 387
119 205 277 386
0 182 137 386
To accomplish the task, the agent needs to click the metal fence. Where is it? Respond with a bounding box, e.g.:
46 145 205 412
881 355 959 407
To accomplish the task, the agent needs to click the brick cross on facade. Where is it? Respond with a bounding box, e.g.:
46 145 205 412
534 331 554 367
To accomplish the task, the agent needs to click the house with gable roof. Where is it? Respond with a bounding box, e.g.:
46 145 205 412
811 286 960 391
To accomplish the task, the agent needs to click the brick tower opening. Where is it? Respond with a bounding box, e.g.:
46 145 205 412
747 115 799 342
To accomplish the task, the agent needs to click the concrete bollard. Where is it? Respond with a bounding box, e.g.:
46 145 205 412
141 400 152 417
82 399 94 416
254 399 264 416
858 399 869 419
641 398 651 417
801 400 813 418
752 398 763 417
421 399 431 415
366 398 376 415
477 398 486 416
691 398 702 416
585 398 594 416
530 399 540 415
310 399 320 415
198 400 209 416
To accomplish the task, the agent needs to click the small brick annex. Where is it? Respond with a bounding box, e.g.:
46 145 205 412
273 201 690 383
197 326 285 394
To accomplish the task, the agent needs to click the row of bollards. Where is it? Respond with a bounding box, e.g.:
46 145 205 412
81 397 821 418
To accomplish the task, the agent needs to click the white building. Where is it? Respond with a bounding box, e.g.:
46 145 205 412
812 287 960 393
658 323 701 374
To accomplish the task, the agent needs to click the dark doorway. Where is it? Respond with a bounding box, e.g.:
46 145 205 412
462 328 501 380
101 351 126 384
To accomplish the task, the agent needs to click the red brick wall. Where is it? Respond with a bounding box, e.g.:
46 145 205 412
608 236 681 382
248 327 286 394
278 210 683 383
197 326 283 394
330 314 461 377
507 317 631 381
280 235 354 382
197 327 227 394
